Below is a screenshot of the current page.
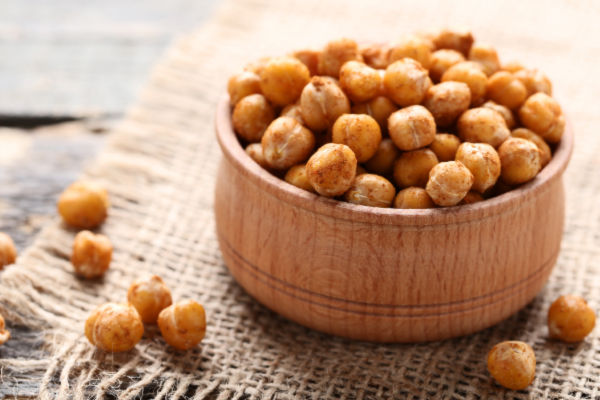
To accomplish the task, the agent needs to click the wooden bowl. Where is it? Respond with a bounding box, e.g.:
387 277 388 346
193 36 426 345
214 96 573 342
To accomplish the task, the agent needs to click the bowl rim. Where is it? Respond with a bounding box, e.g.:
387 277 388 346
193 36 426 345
215 95 573 226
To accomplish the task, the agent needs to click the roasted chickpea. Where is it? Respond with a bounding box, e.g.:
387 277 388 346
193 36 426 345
158 300 207 350
243 57 271 75
232 94 275 143
300 76 350 132
514 68 552 96
344 174 395 207
429 49 465 82
486 71 527 110
441 61 487 106
339 61 382 103
259 56 310 106
393 187 434 209
455 143 501 193
511 128 552 167
518 93 565 143
468 43 500 76
498 138 542 185
58 181 109 229
426 161 474 206
291 48 320 76
285 164 316 193
429 133 461 162
332 114 381 162
393 149 439 188
127 275 173 324
360 43 390 69
0 232 17 269
423 81 471 127
306 143 357 197
351 96 398 132
261 117 315 170
245 143 269 168
364 138 399 175
85 303 144 352
487 341 536 390
548 295 596 342
388 34 433 69
388 105 436 151
280 103 304 124
460 191 484 204
227 70 261 105
432 28 474 56
502 60 525 73
318 38 361 78
71 231 112 279
482 100 516 129
0 313 10 345
457 107 510 148
383 59 431 107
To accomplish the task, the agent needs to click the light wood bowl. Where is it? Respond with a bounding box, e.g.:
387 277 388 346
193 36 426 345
214 96 573 342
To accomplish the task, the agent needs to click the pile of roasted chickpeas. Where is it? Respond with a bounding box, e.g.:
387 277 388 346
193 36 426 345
228 29 565 209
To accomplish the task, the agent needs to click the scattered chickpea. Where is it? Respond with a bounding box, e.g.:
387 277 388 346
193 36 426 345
432 28 474 56
393 187 435 209
259 56 310 106
441 61 487 106
429 49 465 82
351 96 398 132
245 143 269 169
486 71 527 110
457 107 510 148
232 94 275 143
0 313 10 345
482 100 516 129
280 103 304 124
548 295 596 342
291 48 320 76
388 105 436 151
300 76 350 132
158 300 207 350
514 68 552 96
285 164 316 193
383 59 431 107
85 303 144 352
487 341 536 390
332 114 381 162
127 275 173 324
429 133 461 162
460 191 484 204
344 174 395 207
388 34 434 69
339 61 382 103
360 43 390 69
393 149 439 188
71 231 112 279
0 232 17 269
426 161 474 206
423 81 471 127
227 70 261 105
518 93 565 143
306 143 357 197
498 138 542 185
511 128 552 167
502 60 525 73
57 181 109 229
364 138 399 176
261 117 315 170
455 143 501 193
468 43 500 76
318 38 361 78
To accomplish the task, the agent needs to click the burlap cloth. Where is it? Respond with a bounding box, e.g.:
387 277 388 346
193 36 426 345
1 0 599 398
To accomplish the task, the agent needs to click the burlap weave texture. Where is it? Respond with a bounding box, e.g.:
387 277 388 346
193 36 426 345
1 0 599 398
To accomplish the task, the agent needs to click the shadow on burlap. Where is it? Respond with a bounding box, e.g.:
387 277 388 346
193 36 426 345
1 0 600 398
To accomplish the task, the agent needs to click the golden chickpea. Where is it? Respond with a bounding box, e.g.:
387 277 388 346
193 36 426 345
441 61 487 106
482 100 516 129
502 60 525 73
486 71 527 110
300 76 350 132
339 61 382 103
468 43 500 76
280 103 304 124
259 56 310 106
548 295 596 343
71 231 112 279
384 59 431 107
460 191 484 204
457 107 510 148
344 174 395 207
393 187 435 209
318 38 361 78
351 96 398 133
487 341 536 390
232 94 275 143
388 105 436 151
284 164 316 193
393 149 439 188
364 138 399 175
291 48 320 76
498 138 542 185
0 313 10 345
511 128 552 167
518 93 565 143
261 117 315 170
58 181 109 229
423 81 471 127
243 57 271 75
306 143 357 197
332 114 381 162
426 161 474 206
388 34 433 69
158 300 207 350
245 143 269 169
514 68 552 96
432 28 474 56
227 70 261 105
429 133 461 162
429 49 465 82
0 232 17 269
127 275 173 324
360 43 390 69
455 143 501 193
85 303 144 352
